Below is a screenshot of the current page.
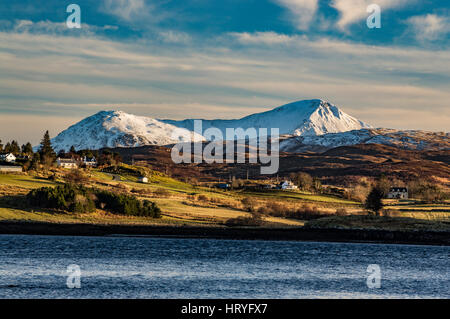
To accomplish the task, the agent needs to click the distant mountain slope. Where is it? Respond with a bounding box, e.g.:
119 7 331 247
279 129 450 153
50 111 205 152
162 99 371 137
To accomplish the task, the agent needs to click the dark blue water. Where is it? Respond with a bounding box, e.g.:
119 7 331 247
0 234 448 298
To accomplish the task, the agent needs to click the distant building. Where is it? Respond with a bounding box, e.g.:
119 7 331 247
387 187 408 199
278 180 298 190
138 176 148 183
82 156 97 167
0 165 22 173
0 153 16 163
57 157 79 169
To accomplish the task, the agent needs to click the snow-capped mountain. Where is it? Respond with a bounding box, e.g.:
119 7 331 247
48 99 447 153
162 99 371 137
49 99 371 151
50 110 205 152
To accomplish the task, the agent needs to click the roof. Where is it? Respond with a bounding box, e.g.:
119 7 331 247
389 187 408 192
57 158 78 163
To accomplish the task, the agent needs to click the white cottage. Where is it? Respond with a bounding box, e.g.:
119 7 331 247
57 157 79 169
138 176 149 183
387 187 408 199
0 153 16 163
279 180 298 190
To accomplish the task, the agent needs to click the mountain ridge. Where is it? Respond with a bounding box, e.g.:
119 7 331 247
47 99 448 153
49 99 373 151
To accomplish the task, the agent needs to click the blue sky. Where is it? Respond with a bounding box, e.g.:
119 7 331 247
0 0 449 144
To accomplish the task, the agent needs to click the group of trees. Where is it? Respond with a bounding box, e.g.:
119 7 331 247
0 139 33 156
2 130 122 170
27 183 161 218
289 172 322 192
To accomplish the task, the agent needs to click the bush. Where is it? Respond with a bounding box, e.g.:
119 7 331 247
335 208 348 216
197 194 209 202
225 214 264 227
96 190 161 217
64 169 88 185
27 184 161 218
153 188 171 198
241 197 257 212
27 184 95 213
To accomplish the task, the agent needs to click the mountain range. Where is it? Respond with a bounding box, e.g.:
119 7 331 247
49 99 449 152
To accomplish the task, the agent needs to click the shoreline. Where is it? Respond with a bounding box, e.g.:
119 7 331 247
0 221 449 246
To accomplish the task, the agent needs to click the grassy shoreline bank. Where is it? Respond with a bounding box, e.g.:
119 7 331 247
1 220 449 246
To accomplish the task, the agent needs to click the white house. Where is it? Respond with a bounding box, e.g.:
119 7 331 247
279 180 298 190
138 176 148 183
0 153 16 163
82 156 97 167
57 157 79 169
387 187 408 199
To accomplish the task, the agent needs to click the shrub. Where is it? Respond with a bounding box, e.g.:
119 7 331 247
153 188 171 198
225 214 264 227
64 169 88 185
197 194 209 202
335 208 347 216
96 191 161 217
27 184 161 218
27 184 95 213
241 197 257 212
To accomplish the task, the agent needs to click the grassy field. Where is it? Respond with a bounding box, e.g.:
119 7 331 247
1 167 449 230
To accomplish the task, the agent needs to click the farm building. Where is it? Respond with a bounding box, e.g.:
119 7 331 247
56 158 79 169
138 176 149 183
278 181 298 190
0 165 22 173
0 153 16 163
387 187 408 199
82 156 97 167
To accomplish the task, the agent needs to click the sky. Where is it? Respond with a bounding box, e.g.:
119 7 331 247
0 0 449 145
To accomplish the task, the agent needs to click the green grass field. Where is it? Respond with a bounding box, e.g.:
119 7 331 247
1 166 449 230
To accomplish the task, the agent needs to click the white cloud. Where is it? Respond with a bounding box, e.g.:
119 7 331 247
102 0 146 21
273 0 318 30
331 0 412 30
229 31 297 45
1 28 450 141
158 30 191 44
10 19 118 35
407 14 450 41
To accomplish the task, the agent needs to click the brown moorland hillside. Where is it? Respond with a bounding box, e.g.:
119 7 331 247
103 143 449 188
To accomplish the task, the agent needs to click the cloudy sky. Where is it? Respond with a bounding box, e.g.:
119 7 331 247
0 0 449 144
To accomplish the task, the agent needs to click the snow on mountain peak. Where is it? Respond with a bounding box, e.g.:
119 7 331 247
49 99 372 151
162 99 371 137
50 110 205 152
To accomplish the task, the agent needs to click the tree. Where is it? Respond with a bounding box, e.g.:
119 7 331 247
39 131 56 165
292 172 313 191
21 142 33 155
64 169 88 185
70 145 76 154
313 177 322 193
365 187 384 216
0 139 3 152
31 153 40 170
376 175 391 198
8 140 20 154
